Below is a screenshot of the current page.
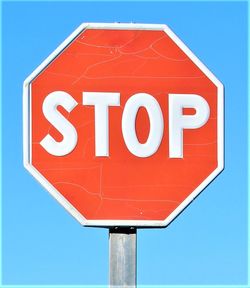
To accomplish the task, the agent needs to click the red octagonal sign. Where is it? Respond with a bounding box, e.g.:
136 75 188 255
23 23 224 227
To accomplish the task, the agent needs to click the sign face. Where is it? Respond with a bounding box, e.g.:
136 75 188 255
23 23 224 227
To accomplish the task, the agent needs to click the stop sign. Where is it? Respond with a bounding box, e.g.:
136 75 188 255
23 23 224 227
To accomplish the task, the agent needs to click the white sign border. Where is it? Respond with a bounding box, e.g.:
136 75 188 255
23 22 224 227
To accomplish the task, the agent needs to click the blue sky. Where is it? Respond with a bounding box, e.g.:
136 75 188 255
2 1 248 286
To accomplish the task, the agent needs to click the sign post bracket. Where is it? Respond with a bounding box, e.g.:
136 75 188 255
109 227 137 288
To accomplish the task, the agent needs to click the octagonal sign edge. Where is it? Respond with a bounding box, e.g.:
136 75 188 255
23 22 224 227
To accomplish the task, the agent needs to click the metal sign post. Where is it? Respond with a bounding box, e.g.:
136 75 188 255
109 227 137 288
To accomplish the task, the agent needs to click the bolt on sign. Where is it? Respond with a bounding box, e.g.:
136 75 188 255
23 23 224 227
